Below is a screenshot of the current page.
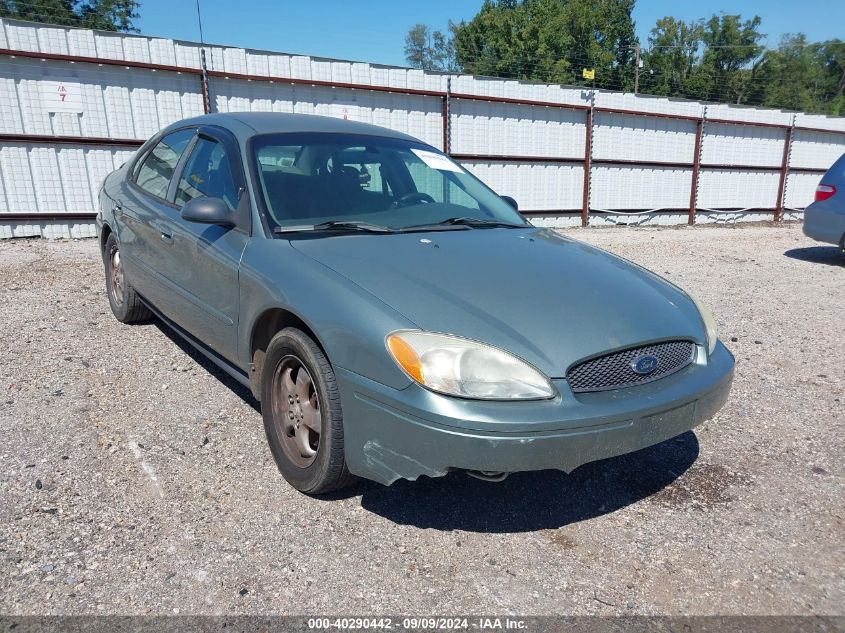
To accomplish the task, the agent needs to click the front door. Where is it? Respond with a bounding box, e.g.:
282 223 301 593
153 128 249 365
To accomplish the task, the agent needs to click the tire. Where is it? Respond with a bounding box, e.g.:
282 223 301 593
261 328 355 494
103 233 152 324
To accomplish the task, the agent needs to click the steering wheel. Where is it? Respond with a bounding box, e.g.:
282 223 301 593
392 192 435 208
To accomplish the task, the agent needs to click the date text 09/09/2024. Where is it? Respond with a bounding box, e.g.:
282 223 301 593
307 617 528 630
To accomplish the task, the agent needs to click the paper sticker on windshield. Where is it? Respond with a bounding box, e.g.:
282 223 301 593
411 148 464 173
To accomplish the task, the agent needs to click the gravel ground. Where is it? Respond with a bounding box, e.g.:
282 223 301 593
0 223 842 616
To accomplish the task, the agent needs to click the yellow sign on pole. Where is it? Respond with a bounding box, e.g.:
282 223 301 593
582 68 595 80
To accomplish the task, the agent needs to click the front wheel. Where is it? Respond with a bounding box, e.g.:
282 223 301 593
261 328 355 494
103 233 152 324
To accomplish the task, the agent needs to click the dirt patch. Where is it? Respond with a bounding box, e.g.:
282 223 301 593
650 463 752 509
545 530 578 549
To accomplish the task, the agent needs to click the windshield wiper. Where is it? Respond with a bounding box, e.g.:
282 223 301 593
274 220 396 234
403 216 527 231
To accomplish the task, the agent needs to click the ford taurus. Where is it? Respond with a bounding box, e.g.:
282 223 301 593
97 112 734 494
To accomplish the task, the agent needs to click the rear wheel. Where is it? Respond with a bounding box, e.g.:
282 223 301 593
261 328 355 494
103 233 152 323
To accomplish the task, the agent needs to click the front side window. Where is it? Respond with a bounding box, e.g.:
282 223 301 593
134 128 195 200
251 133 525 231
175 137 239 211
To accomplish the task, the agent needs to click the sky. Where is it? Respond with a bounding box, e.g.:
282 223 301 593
136 0 845 67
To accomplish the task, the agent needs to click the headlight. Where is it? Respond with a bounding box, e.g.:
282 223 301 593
386 331 556 400
688 293 718 355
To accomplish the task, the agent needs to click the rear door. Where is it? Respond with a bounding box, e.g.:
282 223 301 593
117 128 196 306
152 126 250 364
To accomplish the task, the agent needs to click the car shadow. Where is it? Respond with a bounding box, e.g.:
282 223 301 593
346 431 699 533
784 246 844 267
152 321 261 413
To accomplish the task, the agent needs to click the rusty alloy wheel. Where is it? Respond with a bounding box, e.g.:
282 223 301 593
108 246 125 307
271 355 322 468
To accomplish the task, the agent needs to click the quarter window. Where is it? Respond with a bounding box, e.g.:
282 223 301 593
134 128 195 200
175 137 239 211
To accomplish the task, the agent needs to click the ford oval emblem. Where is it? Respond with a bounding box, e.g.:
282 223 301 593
631 354 659 375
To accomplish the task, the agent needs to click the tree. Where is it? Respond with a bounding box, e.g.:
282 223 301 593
815 39 845 115
640 17 704 97
404 4 841 113
698 14 765 103
639 13 768 105
0 0 139 32
755 35 845 115
404 22 459 72
450 0 638 89
431 22 460 72
404 23 431 70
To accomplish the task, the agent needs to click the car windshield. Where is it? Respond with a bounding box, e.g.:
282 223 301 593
251 132 528 232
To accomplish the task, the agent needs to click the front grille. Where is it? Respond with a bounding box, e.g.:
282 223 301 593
567 340 696 393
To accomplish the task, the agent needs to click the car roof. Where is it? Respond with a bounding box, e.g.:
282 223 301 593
165 112 423 144
823 152 845 184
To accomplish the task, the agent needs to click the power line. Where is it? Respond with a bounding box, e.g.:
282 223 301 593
0 3 840 114
195 0 205 46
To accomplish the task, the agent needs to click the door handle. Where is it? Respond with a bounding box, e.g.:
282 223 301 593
160 232 173 244
112 200 122 214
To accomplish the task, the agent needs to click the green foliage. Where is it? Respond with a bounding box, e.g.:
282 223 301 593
450 0 637 89
639 14 843 114
404 21 459 71
755 36 845 115
405 3 844 115
639 17 704 97
699 14 766 104
0 0 139 32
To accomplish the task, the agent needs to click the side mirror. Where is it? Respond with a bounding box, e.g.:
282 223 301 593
180 197 234 226
501 195 519 211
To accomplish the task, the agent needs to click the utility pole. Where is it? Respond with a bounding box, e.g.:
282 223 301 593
196 0 211 114
634 43 641 94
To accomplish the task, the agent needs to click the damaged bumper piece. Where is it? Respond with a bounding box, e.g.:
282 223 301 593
338 343 734 486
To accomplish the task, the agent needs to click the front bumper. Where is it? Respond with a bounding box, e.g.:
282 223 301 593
338 342 735 485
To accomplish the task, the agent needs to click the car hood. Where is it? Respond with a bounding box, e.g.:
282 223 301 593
290 227 704 377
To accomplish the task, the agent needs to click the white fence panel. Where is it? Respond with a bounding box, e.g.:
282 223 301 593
706 103 792 126
0 144 133 216
0 145 38 213
451 100 584 157
595 92 704 119
701 123 786 168
35 26 69 55
463 161 583 211
592 112 696 164
790 130 845 169
591 166 692 210
698 169 781 209
784 172 820 209
1 57 204 138
211 80 444 150
66 27 97 57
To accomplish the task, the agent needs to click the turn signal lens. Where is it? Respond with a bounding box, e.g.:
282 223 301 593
687 293 718 355
386 334 424 383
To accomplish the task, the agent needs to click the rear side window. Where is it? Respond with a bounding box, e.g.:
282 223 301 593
175 137 239 211
134 128 195 200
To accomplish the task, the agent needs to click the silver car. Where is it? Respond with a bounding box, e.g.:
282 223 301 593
804 153 845 251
